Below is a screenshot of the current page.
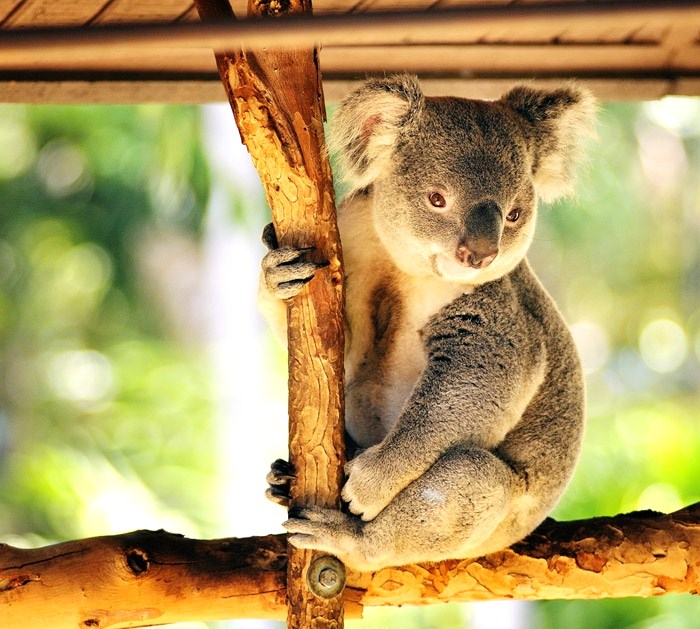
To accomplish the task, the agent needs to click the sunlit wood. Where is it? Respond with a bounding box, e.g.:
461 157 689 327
2 505 698 627
192 0 347 625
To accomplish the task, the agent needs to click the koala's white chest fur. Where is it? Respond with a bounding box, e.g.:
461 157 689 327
339 194 468 448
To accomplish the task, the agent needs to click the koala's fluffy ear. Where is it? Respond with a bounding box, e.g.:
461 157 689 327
501 85 597 202
329 75 424 190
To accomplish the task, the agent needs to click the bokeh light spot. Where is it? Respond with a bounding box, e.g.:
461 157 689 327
638 319 688 373
37 139 92 197
636 482 683 514
0 118 36 179
636 123 687 195
644 97 700 137
47 350 116 407
59 243 113 297
570 320 611 374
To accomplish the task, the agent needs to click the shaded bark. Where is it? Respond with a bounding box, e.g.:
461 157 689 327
2 505 698 628
192 0 345 627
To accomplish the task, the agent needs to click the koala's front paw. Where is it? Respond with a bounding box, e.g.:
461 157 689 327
265 459 295 507
284 506 363 564
260 224 328 301
342 448 397 521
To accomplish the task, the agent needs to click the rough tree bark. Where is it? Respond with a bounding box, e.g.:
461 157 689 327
192 0 345 627
1 504 698 628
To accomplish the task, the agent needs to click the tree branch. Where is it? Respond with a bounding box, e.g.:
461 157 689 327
2 504 698 628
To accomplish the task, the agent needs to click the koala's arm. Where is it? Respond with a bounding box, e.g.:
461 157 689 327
343 280 545 520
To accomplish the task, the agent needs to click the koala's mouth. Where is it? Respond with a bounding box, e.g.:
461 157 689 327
432 253 482 282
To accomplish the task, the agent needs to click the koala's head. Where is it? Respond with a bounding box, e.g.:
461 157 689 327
330 75 596 285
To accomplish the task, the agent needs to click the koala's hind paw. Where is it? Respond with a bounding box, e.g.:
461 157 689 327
265 459 295 507
342 448 397 521
284 507 361 559
261 245 328 300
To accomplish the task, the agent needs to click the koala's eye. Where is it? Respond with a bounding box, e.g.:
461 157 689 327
428 192 447 208
506 208 521 223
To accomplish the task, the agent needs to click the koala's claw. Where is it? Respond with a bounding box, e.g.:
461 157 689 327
265 459 296 507
267 458 295 484
262 222 279 250
262 246 328 300
283 506 361 556
265 486 291 507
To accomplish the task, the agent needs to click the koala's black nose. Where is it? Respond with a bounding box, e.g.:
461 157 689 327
456 243 499 269
457 200 502 269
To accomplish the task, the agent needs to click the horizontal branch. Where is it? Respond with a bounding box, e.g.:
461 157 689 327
0 1 696 59
1 504 698 628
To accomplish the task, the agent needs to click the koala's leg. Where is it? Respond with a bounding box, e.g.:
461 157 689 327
285 445 519 572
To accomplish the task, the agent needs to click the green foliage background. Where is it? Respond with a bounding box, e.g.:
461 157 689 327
0 98 698 628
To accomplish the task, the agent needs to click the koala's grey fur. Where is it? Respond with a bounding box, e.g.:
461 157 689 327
259 75 596 572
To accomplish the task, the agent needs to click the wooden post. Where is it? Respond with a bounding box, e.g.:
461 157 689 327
192 0 346 627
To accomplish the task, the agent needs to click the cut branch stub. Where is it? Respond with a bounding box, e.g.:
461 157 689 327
193 0 346 627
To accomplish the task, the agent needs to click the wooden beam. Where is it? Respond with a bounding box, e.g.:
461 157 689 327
192 0 346 627
2 505 698 628
1 75 699 106
0 1 698 59
322 44 677 74
4 44 696 74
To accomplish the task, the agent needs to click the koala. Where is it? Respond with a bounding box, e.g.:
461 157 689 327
259 75 596 572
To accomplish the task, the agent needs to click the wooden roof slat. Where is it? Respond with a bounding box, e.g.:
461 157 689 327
556 27 652 44
436 0 516 4
0 48 213 72
229 0 452 15
90 0 193 25
0 0 24 23
674 46 700 72
177 5 200 21
624 24 669 43
323 44 670 74
2 0 107 27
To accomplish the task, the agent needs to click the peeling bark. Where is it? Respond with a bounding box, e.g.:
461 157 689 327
1 505 698 628
351 504 700 605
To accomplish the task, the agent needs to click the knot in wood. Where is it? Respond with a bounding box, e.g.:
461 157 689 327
125 548 150 575
307 555 346 599
256 0 292 17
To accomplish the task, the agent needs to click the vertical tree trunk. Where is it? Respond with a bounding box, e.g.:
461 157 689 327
192 1 346 627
